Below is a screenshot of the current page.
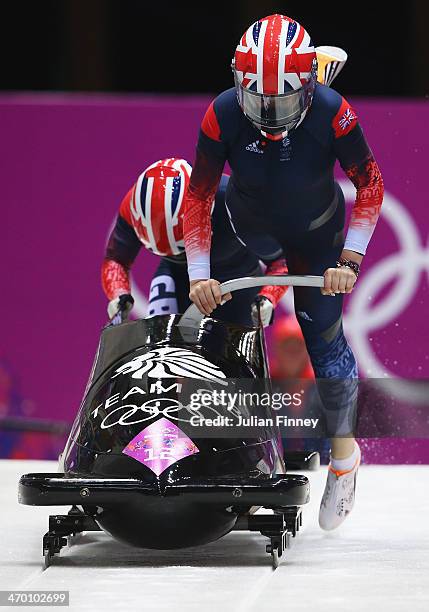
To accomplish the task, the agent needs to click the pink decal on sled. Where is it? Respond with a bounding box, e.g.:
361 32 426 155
122 417 199 476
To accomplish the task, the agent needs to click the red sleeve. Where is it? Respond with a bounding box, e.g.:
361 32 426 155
258 258 289 307
183 148 223 280
102 184 140 299
343 156 384 253
183 101 227 280
101 259 131 300
332 99 384 254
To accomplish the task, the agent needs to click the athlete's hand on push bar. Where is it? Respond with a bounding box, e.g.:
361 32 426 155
322 267 357 296
322 249 362 296
189 279 232 315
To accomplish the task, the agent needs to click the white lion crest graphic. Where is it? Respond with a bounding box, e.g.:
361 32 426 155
112 347 227 384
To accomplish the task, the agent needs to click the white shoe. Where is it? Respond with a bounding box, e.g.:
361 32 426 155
318 443 361 531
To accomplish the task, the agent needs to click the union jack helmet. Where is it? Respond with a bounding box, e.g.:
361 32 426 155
129 158 192 256
232 14 317 138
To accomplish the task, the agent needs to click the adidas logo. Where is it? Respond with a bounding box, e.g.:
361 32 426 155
297 310 313 321
246 140 264 154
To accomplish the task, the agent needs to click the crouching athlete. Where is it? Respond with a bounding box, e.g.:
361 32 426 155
101 157 288 327
182 15 385 530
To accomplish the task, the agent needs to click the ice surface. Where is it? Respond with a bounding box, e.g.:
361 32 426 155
1 460 428 612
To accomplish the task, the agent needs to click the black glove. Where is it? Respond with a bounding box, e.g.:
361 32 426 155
107 293 135 323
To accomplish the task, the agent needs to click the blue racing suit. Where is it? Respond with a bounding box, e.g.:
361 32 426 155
183 83 385 435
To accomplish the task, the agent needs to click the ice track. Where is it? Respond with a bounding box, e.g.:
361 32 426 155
1 460 428 611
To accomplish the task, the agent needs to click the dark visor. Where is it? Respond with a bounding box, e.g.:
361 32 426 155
233 69 315 131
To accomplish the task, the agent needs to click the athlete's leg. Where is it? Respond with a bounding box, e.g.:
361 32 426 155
283 191 358 444
282 196 360 529
290 188 356 443
287 256 358 440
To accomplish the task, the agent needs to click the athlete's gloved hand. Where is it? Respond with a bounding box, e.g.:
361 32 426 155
251 295 274 327
107 293 134 320
189 279 231 316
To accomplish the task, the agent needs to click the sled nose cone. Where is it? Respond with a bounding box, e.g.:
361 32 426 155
94 497 237 549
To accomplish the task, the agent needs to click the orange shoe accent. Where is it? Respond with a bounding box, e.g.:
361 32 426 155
328 456 360 478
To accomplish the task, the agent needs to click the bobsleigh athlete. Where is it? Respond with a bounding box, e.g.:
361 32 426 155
101 157 288 327
182 15 384 530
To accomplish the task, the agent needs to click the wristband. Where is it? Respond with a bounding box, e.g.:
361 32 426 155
336 258 360 278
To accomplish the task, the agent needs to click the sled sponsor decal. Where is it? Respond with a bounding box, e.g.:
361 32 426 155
122 417 199 475
112 347 227 384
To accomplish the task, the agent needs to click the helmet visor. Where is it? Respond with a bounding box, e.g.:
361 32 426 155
234 71 315 131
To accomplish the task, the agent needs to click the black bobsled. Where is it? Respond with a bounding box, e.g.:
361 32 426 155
18 275 323 569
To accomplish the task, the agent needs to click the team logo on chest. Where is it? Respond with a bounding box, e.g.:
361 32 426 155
280 137 292 162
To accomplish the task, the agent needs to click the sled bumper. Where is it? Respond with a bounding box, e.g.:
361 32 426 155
19 473 310 508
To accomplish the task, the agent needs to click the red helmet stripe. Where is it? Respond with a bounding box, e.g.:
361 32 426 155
144 165 180 179
261 14 285 94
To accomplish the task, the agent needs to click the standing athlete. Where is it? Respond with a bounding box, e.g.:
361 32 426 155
182 15 384 530
101 157 288 326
